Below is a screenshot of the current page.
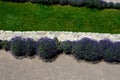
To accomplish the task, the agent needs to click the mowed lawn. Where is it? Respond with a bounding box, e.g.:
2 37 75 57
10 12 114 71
0 1 120 33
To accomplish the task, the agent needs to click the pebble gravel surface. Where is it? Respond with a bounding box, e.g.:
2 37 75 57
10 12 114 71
0 30 119 42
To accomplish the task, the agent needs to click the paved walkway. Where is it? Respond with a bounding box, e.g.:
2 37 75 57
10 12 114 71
0 50 120 80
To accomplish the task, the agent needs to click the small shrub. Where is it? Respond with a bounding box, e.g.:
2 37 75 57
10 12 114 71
68 0 86 6
0 40 6 49
53 37 61 53
36 0 54 4
113 3 120 9
98 39 115 62
53 0 59 4
72 38 100 61
85 0 97 8
2 40 10 51
111 42 120 62
58 40 73 54
59 0 68 5
96 0 107 9
3 0 120 9
10 36 26 58
72 40 83 60
0 40 10 51
106 2 114 8
85 0 105 9
0 40 3 49
48 0 54 4
37 37 58 62
25 38 37 57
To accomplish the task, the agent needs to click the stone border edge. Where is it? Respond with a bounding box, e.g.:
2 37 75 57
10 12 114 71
0 30 119 42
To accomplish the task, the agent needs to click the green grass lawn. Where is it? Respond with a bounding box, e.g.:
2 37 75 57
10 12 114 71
0 1 120 33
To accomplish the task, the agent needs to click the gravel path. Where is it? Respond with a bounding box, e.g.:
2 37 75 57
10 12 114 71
0 50 120 80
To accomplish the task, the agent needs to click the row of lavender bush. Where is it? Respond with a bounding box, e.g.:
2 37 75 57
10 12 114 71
3 0 120 9
0 36 120 63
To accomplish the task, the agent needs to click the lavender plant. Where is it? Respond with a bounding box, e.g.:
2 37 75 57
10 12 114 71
25 38 37 57
98 39 115 62
111 42 120 62
3 0 120 9
10 36 26 58
72 38 100 61
59 40 73 54
0 40 10 51
37 37 58 62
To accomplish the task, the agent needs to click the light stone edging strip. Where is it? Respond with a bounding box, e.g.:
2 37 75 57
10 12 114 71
0 30 120 42
103 0 120 3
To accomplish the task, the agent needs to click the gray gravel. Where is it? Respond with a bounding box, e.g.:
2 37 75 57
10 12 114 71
103 0 120 3
0 50 120 80
0 30 120 42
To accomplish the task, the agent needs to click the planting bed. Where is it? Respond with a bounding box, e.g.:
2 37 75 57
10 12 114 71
0 1 120 80
0 34 120 63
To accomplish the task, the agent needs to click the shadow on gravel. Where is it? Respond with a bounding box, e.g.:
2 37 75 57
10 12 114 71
3 50 120 64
